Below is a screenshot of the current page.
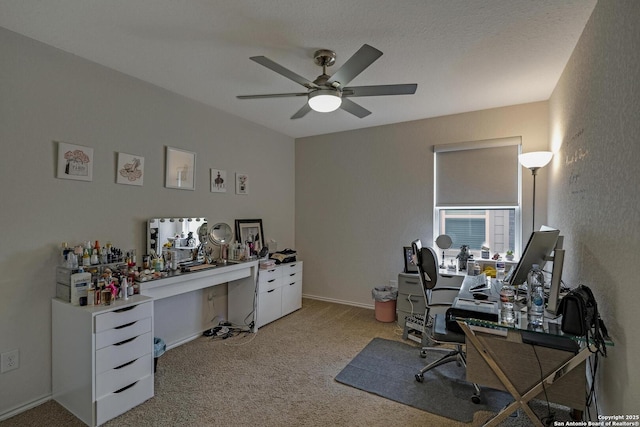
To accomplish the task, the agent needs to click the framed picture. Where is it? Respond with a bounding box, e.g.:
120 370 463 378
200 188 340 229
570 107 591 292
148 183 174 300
404 246 418 274
165 146 196 190
235 172 249 195
56 141 93 181
210 168 227 193
116 152 144 186
235 219 264 255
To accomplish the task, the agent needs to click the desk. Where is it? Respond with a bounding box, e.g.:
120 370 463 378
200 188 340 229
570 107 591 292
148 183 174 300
139 261 258 348
452 275 610 426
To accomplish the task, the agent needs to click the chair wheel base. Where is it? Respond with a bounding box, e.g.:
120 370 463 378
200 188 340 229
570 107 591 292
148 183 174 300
415 374 424 382
471 395 481 404
420 350 427 358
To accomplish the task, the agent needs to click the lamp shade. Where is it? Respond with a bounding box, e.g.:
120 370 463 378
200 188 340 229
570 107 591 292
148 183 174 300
308 89 342 112
518 151 553 170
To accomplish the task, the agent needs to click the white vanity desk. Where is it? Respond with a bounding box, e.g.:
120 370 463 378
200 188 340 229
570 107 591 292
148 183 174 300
139 260 259 349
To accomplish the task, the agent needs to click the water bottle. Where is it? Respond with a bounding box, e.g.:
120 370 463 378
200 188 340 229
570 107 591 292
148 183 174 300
527 264 545 326
499 284 515 324
496 259 506 282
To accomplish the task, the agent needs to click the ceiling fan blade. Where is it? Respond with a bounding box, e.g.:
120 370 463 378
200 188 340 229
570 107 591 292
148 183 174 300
237 92 307 99
343 84 417 97
250 56 317 89
291 103 312 120
340 98 371 118
327 44 383 87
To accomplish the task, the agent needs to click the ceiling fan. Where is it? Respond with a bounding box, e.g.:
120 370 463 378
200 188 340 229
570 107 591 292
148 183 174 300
237 44 417 119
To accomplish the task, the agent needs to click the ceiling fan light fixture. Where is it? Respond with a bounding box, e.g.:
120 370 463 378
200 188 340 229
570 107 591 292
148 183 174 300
308 89 342 113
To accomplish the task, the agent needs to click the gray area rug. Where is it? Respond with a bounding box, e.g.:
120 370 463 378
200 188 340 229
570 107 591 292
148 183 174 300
335 337 513 423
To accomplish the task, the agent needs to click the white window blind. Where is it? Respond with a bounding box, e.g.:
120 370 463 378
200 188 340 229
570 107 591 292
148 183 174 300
434 137 521 207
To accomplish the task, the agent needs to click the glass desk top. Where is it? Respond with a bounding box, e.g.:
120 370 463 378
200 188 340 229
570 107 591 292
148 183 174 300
453 274 613 347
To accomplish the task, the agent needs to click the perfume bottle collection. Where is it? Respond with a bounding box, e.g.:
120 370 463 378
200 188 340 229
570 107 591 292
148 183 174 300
57 241 141 307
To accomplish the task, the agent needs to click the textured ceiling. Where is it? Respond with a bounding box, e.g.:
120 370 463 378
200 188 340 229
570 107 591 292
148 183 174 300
0 0 596 138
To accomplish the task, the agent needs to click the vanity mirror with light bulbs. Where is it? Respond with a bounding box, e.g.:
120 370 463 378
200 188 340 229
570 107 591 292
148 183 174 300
147 218 208 265
147 218 235 267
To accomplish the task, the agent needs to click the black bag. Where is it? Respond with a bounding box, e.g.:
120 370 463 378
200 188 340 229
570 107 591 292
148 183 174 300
558 284 608 355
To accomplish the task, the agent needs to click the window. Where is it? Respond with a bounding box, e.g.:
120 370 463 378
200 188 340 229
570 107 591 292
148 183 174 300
439 208 516 252
434 137 522 259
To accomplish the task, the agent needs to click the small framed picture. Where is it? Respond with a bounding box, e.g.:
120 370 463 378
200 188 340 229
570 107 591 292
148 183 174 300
117 152 144 186
56 141 93 182
165 146 196 190
235 172 248 195
235 219 264 255
404 246 418 274
210 168 227 193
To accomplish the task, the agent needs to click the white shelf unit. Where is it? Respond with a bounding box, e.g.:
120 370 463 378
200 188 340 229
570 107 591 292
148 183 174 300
52 295 154 426
257 261 303 328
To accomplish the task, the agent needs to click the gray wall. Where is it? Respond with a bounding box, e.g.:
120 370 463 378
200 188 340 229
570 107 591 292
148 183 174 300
296 101 550 307
548 0 639 414
0 28 294 415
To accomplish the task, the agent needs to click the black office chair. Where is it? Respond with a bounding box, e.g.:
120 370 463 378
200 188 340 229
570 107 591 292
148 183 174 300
411 239 481 403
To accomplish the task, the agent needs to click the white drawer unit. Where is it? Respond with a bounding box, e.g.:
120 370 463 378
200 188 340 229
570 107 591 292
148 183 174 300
257 261 303 328
396 272 463 327
396 273 425 327
280 262 303 317
52 295 154 426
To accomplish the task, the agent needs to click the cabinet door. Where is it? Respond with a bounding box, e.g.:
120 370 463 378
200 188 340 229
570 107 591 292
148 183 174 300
257 287 282 328
282 279 302 316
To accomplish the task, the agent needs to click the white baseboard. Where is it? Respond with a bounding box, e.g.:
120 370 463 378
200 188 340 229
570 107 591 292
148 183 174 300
302 293 374 310
0 394 51 422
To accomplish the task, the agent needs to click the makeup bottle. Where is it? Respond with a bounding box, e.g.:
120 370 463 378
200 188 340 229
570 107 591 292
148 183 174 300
82 249 91 267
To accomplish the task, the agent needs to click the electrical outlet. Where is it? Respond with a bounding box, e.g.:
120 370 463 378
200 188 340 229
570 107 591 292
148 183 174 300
1 349 19 373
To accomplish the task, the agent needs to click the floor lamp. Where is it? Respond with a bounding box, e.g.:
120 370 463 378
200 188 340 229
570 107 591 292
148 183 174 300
519 151 553 232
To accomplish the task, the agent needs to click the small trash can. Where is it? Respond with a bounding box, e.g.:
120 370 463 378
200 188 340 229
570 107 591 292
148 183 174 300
153 337 166 373
371 286 398 323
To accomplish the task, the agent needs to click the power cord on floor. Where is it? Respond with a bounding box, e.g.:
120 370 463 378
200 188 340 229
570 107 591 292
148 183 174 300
532 344 556 426
203 320 254 341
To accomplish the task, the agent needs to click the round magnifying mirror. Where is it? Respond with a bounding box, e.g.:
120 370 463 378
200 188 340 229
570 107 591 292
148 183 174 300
208 223 233 245
435 234 452 249
435 234 453 269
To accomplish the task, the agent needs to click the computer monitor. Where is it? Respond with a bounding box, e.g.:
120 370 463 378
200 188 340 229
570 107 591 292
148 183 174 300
507 229 559 288
506 228 565 316
546 236 565 316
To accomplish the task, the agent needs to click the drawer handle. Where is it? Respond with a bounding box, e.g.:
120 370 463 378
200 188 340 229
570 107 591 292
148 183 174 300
268 279 275 283
289 282 295 286
289 273 296 277
114 381 138 394
288 264 296 268
407 296 420 302
267 289 275 293
405 280 419 285
114 358 137 370
114 305 136 313
114 336 137 346
115 321 136 330
268 269 276 273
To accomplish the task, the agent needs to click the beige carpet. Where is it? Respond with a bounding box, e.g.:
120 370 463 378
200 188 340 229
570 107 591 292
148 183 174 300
1 299 567 427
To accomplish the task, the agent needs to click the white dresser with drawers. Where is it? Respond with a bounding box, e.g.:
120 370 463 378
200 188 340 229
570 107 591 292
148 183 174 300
256 261 303 328
52 295 154 426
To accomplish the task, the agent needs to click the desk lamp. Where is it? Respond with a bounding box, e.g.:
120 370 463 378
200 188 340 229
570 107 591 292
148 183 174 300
519 151 553 231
